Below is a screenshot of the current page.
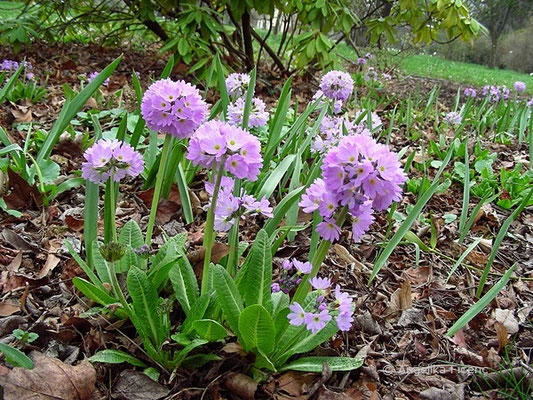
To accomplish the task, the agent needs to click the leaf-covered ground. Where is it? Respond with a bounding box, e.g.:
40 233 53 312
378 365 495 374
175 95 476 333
0 43 532 400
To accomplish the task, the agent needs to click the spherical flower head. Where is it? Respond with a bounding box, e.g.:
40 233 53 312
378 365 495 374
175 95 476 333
0 59 19 71
319 71 354 102
82 139 144 184
271 283 280 293
288 302 306 326
88 71 110 87
141 78 208 138
514 81 526 93
443 111 462 126
228 97 269 128
225 73 250 98
304 309 332 333
357 57 367 65
188 121 262 180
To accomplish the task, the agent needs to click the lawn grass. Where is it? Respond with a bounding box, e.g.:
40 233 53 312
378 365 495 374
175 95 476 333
399 54 533 95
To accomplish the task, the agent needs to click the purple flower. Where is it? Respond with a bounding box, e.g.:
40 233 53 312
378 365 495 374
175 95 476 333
141 78 208 139
514 81 526 92
316 219 342 242
464 88 477 98
365 52 373 59
88 71 110 87
0 59 19 71
282 259 293 270
319 71 354 102
293 259 312 275
443 111 462 126
82 139 144 184
228 97 269 128
351 203 374 242
334 285 352 313
336 312 354 331
309 276 331 290
187 120 262 180
271 283 280 293
357 57 367 65
225 73 250 98
527 98 533 107
288 303 306 326
303 309 332 333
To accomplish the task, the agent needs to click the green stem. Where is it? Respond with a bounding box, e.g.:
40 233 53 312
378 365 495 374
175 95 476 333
292 207 348 304
108 173 118 243
145 134 173 246
226 179 242 276
107 260 131 317
201 158 226 295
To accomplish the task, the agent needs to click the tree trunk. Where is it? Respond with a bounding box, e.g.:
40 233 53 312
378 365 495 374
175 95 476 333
242 10 254 70
489 36 498 68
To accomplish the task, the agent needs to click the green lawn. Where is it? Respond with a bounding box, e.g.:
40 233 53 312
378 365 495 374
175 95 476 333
399 54 533 95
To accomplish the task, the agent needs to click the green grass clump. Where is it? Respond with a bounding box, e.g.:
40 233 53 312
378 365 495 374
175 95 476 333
400 54 533 94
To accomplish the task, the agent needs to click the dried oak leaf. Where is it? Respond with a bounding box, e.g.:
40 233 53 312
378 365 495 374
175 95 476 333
225 373 258 400
189 243 230 278
112 370 169 400
4 169 42 209
0 351 96 400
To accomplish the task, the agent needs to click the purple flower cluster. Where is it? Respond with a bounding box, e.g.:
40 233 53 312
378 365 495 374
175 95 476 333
482 85 510 102
82 139 144 184
514 81 526 93
464 88 477 98
225 73 251 98
205 177 272 231
443 111 462 126
288 281 354 333
88 71 109 87
319 71 354 102
527 98 533 108
187 120 262 180
141 78 208 139
228 97 269 128
357 57 367 65
302 134 406 242
1 59 33 79
271 258 313 294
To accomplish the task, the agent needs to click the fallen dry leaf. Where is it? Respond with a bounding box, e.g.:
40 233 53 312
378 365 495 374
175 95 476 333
35 253 60 279
388 279 412 314
65 215 84 232
4 169 42 209
493 308 519 334
11 108 32 123
112 369 169 400
0 300 20 316
0 351 96 400
189 243 230 278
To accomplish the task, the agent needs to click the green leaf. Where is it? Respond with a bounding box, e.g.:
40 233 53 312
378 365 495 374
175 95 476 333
127 267 165 347
182 294 210 335
72 277 118 307
264 186 306 236
238 304 275 355
213 265 243 336
0 343 34 369
447 265 515 337
92 242 111 284
64 240 102 289
257 154 296 199
238 230 272 308
169 254 199 315
119 220 144 250
171 339 208 368
89 349 147 367
193 319 228 342
279 356 363 372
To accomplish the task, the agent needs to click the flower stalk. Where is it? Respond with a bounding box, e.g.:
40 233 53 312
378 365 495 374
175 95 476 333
145 134 173 246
